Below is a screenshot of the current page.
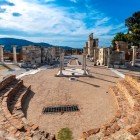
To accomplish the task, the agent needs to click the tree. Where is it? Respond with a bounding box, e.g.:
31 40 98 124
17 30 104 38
112 32 127 47
57 128 73 140
125 11 140 46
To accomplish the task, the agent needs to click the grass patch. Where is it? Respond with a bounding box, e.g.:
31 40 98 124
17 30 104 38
57 128 73 140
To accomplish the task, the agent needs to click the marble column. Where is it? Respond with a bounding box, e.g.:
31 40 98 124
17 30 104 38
62 53 65 70
107 47 110 68
82 54 85 70
0 45 4 63
59 54 63 76
83 54 87 75
132 46 137 66
94 48 96 65
13 45 17 63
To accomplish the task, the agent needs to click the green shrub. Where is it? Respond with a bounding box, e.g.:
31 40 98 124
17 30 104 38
57 128 73 140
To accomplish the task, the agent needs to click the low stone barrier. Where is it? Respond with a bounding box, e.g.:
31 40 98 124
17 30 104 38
83 75 140 140
0 75 52 140
0 75 16 91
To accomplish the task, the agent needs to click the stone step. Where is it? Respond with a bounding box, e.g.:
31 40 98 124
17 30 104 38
117 80 139 108
3 80 23 98
13 85 31 113
125 75 140 93
0 75 16 91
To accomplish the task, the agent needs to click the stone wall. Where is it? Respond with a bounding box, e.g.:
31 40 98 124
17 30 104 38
0 75 16 91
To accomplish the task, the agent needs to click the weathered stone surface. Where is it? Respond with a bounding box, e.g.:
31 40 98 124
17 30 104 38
110 118 116 124
31 124 39 131
128 126 140 135
115 110 122 118
107 127 115 134
103 130 110 136
112 123 121 131
87 128 100 135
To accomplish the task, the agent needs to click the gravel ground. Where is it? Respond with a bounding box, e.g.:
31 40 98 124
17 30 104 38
22 64 121 139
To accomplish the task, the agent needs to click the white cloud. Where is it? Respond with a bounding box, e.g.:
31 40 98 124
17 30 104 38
0 0 126 47
70 0 78 3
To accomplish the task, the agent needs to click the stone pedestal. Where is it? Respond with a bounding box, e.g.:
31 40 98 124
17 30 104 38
13 45 17 63
132 46 137 66
0 45 4 63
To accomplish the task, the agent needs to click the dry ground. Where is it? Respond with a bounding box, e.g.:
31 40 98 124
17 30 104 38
22 66 121 139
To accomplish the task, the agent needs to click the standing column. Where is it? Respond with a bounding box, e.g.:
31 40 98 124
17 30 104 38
94 48 96 65
83 54 87 75
13 45 17 63
107 47 110 68
82 54 85 70
59 54 63 76
132 46 137 66
62 52 65 70
0 45 4 63
103 48 105 65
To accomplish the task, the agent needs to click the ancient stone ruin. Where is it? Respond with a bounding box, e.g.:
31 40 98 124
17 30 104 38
0 75 55 140
82 75 140 140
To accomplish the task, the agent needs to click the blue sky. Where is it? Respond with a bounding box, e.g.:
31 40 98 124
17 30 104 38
0 0 140 48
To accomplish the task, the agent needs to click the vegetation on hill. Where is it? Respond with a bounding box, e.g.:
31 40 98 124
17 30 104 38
0 38 72 52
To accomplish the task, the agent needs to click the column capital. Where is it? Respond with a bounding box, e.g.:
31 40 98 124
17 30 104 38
132 46 137 49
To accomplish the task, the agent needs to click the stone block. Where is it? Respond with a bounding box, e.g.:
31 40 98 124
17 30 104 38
31 124 39 131
103 130 110 136
115 110 122 118
87 128 100 135
128 126 139 135
112 123 121 131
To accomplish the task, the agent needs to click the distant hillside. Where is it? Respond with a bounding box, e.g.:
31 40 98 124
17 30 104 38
0 38 72 52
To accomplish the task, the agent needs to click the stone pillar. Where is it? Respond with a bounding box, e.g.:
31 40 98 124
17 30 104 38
94 48 96 65
107 48 110 68
59 54 63 76
82 54 84 70
0 45 4 63
132 46 137 66
62 53 65 70
13 45 17 63
88 39 94 56
103 48 106 65
83 54 87 75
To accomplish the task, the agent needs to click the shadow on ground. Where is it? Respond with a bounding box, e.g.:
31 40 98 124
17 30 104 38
77 79 100 88
23 90 35 118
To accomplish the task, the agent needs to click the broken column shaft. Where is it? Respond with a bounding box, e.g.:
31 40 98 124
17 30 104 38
0 45 4 63
13 45 17 63
132 46 137 66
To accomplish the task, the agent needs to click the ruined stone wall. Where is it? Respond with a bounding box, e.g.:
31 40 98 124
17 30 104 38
97 48 108 65
83 75 140 140
22 46 41 64
0 75 16 90
115 41 128 52
110 51 125 65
